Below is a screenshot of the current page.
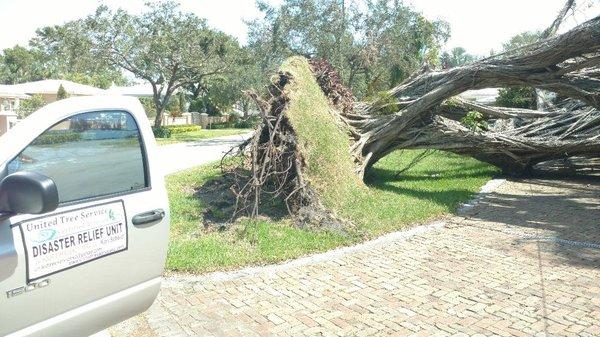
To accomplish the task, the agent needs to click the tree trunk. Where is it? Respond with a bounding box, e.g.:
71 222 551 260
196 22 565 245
153 104 165 128
336 17 600 177
229 15 600 225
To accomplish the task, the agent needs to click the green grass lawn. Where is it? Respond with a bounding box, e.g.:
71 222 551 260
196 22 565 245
166 150 499 274
156 129 251 145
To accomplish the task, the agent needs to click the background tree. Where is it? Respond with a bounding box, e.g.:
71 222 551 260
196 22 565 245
29 21 127 88
56 84 69 100
496 31 543 108
502 31 542 52
246 0 449 98
495 87 536 109
187 47 260 116
439 47 477 69
0 46 44 84
16 94 46 118
90 1 244 127
0 21 126 87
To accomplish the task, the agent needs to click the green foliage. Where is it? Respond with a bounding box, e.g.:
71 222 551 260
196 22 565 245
166 91 187 117
16 94 47 118
247 0 449 98
0 46 44 84
139 97 156 118
91 1 245 127
32 131 81 145
233 116 261 129
177 91 187 113
165 124 202 134
188 76 241 116
366 91 401 115
188 97 221 116
151 126 172 138
496 87 536 109
494 31 541 110
0 21 126 87
460 111 488 131
440 47 477 69
502 31 541 52
56 84 68 100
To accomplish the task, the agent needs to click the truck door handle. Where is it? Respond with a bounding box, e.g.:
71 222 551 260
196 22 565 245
132 209 165 226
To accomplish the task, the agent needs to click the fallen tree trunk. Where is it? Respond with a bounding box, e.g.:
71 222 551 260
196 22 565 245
229 16 600 225
339 16 600 176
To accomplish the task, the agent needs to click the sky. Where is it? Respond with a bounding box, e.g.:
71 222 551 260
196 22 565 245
0 0 598 55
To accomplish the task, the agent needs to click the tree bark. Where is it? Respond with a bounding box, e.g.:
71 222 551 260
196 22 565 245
338 17 600 177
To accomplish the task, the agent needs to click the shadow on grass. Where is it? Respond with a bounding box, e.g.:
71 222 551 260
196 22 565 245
366 166 494 183
370 182 476 210
363 162 495 211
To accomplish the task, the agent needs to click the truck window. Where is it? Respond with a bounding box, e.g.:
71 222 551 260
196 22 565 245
6 110 148 203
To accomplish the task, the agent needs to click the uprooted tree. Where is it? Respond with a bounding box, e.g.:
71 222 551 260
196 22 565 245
224 14 600 227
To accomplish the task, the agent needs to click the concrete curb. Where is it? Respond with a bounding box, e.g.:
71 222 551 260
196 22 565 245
458 178 506 213
163 221 445 287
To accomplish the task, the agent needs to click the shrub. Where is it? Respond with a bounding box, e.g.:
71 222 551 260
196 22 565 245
17 94 47 118
496 86 536 109
165 124 201 134
152 126 172 138
32 131 81 145
460 111 488 132
57 84 69 100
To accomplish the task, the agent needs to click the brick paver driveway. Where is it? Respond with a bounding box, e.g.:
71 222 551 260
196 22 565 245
111 177 599 336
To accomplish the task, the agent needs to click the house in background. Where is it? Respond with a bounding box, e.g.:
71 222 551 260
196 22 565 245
0 79 120 136
7 79 107 103
0 79 189 135
0 85 30 136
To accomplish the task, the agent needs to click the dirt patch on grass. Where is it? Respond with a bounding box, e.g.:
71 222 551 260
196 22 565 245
194 171 288 231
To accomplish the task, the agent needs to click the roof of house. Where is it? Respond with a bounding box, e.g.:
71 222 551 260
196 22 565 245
0 85 31 99
8 79 107 96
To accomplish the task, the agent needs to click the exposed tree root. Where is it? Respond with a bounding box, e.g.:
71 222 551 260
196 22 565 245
223 72 350 229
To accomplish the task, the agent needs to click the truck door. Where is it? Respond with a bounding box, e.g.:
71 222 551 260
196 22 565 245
0 97 169 337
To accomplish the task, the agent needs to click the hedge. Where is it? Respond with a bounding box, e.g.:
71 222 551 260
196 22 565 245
165 124 202 134
152 126 172 138
32 131 81 145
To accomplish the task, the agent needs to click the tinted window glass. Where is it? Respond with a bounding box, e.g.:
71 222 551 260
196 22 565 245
7 111 147 203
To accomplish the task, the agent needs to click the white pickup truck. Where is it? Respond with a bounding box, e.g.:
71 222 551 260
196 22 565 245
0 96 170 336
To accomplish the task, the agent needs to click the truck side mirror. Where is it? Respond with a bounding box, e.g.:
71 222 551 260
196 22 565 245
0 171 59 214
